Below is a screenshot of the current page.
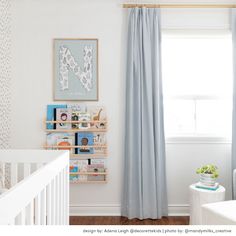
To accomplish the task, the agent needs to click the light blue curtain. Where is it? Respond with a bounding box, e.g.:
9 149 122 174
232 9 236 200
121 8 168 219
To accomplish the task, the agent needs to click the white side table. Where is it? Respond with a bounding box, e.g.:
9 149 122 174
189 184 225 225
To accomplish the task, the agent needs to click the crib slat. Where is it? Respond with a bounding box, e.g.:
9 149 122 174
23 163 31 178
59 172 63 224
26 201 34 225
51 178 56 225
61 168 65 225
35 193 41 225
65 165 69 225
10 163 18 186
46 183 52 225
15 209 25 225
41 189 46 225
55 175 59 225
19 209 26 225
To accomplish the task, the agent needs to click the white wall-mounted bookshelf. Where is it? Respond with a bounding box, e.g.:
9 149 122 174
44 105 108 184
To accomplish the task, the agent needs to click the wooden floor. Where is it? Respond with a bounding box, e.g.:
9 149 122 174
70 216 189 225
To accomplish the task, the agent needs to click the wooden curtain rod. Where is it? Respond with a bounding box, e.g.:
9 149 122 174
123 4 236 9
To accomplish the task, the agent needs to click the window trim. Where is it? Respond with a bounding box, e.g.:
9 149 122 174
165 136 231 144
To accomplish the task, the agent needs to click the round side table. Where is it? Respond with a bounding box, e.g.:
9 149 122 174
189 184 225 225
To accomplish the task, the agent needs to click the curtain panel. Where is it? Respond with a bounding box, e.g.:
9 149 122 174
121 8 168 219
232 8 236 200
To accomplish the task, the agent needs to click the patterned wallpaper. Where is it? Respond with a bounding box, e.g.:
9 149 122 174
0 0 11 188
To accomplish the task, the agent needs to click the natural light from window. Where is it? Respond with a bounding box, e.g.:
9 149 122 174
162 32 233 138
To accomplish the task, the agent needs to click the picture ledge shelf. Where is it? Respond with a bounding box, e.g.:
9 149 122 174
44 105 108 184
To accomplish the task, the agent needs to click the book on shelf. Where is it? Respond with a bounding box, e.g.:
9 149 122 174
77 160 88 181
71 111 80 129
87 164 106 182
93 133 106 154
90 159 106 168
87 106 107 129
69 160 88 181
67 104 86 113
75 132 94 154
46 104 67 129
195 182 219 191
56 108 72 130
57 137 73 151
46 133 75 148
77 160 88 172
70 174 79 182
78 113 91 129
70 160 78 173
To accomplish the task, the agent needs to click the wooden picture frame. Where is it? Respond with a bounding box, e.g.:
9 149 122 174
53 38 99 101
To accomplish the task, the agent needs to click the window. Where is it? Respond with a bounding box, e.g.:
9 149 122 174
162 32 232 138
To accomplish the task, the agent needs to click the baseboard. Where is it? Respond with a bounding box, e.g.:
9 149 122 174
70 204 189 216
168 204 189 216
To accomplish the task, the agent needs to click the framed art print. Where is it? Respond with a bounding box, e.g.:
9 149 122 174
53 38 98 101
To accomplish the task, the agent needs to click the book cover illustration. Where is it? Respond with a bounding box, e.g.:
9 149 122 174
87 164 106 182
93 133 106 154
88 106 106 129
46 104 67 129
46 133 74 149
71 111 80 129
78 112 91 130
70 174 79 182
67 104 87 113
68 104 87 129
90 159 107 168
57 137 73 151
77 160 88 181
77 160 88 172
70 160 78 173
75 132 94 154
56 108 72 130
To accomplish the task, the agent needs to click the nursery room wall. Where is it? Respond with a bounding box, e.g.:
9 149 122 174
10 0 232 215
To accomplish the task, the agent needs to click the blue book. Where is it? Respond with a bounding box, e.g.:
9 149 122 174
75 132 94 154
46 104 67 129
195 182 219 191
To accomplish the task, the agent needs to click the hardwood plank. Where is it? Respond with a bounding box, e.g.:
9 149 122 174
70 216 189 225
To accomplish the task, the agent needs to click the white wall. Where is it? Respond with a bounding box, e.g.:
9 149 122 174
10 0 233 216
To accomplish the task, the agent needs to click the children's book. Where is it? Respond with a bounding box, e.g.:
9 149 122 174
46 133 74 149
195 182 219 191
77 160 88 172
70 174 79 182
87 163 105 182
75 132 94 154
93 133 106 154
68 104 87 129
90 159 106 169
57 137 73 151
87 106 106 129
71 111 80 129
67 104 87 113
46 104 67 129
78 113 91 129
70 161 78 173
56 108 72 130
77 160 88 181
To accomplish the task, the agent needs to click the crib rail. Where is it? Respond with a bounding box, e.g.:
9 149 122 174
0 150 69 225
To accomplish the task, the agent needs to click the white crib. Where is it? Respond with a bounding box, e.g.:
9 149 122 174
0 150 69 225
